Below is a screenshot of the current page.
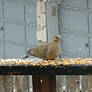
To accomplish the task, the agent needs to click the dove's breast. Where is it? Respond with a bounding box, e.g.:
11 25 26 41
46 42 61 60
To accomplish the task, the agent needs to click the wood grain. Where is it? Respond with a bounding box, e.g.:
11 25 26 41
32 75 56 92
15 75 29 92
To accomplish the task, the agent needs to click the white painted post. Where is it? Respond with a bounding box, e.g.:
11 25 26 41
37 0 47 41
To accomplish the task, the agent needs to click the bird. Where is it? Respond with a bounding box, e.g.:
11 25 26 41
22 35 61 60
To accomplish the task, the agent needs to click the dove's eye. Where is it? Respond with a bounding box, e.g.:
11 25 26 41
56 37 60 40
55 36 58 39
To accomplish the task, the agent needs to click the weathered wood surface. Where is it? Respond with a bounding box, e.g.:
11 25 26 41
0 75 92 92
0 75 29 92
0 75 13 92
80 76 88 92
32 75 56 92
88 76 92 92
66 76 80 92
15 75 29 92
56 76 62 92
56 76 92 92
56 76 80 92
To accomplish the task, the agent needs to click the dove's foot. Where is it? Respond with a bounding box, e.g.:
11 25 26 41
44 58 55 60
21 55 29 59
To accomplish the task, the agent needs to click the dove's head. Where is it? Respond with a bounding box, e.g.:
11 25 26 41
53 35 61 42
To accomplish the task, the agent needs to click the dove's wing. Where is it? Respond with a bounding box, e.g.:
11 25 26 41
27 43 48 58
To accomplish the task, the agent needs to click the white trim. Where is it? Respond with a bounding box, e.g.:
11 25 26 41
36 1 47 41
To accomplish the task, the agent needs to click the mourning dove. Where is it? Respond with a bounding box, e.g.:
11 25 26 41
23 35 61 60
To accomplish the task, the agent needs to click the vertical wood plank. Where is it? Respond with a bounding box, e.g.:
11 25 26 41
32 75 56 92
15 75 29 92
88 76 92 92
32 75 40 92
29 76 33 92
56 76 62 92
0 75 14 92
0 76 5 92
66 75 80 92
80 76 88 92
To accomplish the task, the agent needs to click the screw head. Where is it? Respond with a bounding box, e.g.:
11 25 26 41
1 27 4 30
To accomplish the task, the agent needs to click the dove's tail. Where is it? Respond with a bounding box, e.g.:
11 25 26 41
27 48 36 56
20 48 35 59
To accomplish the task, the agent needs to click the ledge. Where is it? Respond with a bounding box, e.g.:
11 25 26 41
0 64 91 75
